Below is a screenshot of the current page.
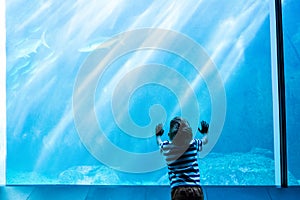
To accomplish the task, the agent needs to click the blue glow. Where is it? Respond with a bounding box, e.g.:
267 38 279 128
4 0 300 185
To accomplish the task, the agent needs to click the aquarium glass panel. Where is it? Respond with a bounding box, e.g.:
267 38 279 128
282 0 300 186
6 0 277 185
0 0 5 185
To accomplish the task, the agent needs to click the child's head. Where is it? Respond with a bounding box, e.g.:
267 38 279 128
168 116 193 146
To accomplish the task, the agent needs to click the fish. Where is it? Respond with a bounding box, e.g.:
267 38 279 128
13 31 50 58
78 37 119 52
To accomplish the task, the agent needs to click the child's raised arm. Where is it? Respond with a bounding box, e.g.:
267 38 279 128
198 120 209 145
201 135 208 145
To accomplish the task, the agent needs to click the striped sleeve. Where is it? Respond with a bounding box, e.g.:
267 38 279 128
194 139 203 152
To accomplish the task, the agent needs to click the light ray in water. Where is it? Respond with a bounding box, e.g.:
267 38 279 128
16 1 53 32
207 0 269 83
35 103 74 171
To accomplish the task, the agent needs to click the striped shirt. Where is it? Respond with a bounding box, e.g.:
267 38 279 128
160 139 203 188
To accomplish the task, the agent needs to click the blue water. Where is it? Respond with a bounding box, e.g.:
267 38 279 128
6 148 299 185
5 0 300 185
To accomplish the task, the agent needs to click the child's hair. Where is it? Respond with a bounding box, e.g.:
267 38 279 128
169 117 193 146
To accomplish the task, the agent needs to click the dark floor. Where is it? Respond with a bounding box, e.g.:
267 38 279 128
0 185 300 200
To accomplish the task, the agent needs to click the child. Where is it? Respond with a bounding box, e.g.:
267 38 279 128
155 116 209 200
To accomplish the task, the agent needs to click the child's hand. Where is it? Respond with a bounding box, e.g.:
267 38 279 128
155 123 164 136
198 121 209 134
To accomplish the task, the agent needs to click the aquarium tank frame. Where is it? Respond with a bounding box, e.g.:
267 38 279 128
270 0 287 187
